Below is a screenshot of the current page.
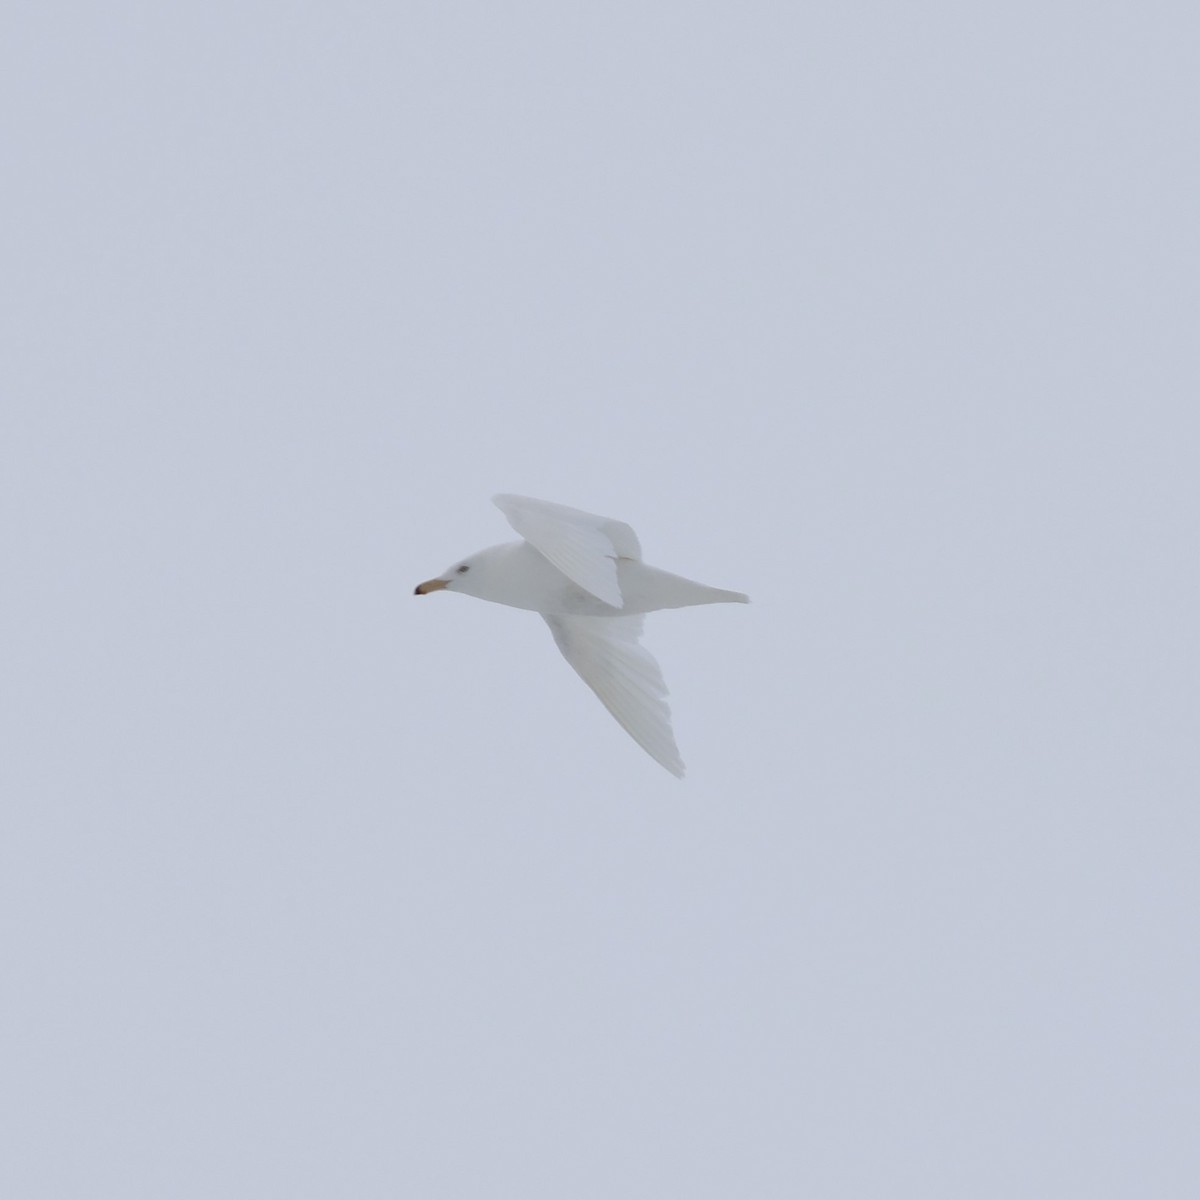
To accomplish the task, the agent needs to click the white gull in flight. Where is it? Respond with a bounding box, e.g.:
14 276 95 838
414 494 748 777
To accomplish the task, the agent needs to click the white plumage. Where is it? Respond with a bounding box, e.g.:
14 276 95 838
414 495 748 777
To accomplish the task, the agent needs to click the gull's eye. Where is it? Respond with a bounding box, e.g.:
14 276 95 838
456 564 470 574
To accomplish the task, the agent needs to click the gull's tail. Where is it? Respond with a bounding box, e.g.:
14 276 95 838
617 561 750 612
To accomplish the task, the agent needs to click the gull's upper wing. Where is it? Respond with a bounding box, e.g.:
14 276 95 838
494 494 641 609
542 613 684 778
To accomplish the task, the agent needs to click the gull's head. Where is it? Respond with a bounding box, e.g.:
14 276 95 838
413 545 506 599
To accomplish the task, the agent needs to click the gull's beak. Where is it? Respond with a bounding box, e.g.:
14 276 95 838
414 577 450 596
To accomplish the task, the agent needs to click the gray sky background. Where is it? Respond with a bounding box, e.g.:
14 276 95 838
3 3 1197 1197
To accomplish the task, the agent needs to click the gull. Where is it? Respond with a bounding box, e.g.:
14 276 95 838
414 494 748 777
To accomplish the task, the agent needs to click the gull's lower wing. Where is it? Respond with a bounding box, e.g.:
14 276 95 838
542 613 684 778
494 494 641 609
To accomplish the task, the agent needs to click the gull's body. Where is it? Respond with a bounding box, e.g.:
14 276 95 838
434 539 744 617
414 494 749 777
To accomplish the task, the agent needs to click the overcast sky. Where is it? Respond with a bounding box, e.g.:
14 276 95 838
3 3 1197 1197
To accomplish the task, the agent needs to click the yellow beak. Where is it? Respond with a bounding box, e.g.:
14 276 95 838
414 578 449 595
